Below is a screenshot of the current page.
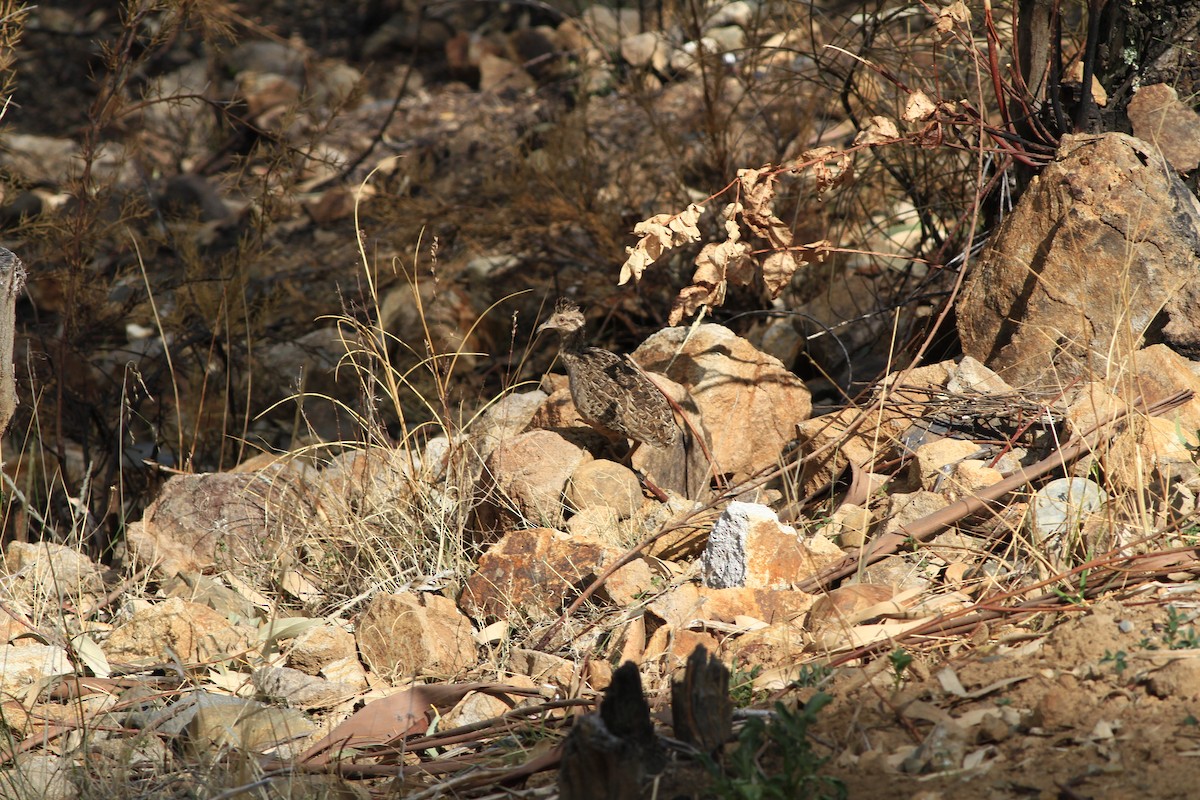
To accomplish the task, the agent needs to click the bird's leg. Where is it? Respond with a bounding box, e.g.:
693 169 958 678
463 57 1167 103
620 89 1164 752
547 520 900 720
622 439 670 502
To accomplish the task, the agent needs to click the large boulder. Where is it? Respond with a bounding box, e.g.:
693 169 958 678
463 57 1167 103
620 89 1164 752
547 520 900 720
633 324 812 485
958 133 1200 387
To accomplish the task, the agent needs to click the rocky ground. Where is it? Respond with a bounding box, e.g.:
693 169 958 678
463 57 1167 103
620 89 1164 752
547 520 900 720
3 0 1200 798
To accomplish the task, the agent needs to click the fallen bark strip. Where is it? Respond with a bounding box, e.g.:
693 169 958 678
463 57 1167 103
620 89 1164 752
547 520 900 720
795 389 1194 593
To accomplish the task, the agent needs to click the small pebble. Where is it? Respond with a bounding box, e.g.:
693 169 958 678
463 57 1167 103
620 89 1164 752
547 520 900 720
1117 619 1134 634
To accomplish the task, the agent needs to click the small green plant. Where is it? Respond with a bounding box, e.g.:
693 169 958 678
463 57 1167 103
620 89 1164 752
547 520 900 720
793 663 832 689
1050 569 1090 605
1101 649 1128 676
729 660 764 708
888 648 913 689
1162 605 1200 650
711 695 846 800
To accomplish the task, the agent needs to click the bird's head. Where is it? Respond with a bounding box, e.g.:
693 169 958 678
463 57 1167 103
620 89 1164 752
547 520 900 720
536 301 586 336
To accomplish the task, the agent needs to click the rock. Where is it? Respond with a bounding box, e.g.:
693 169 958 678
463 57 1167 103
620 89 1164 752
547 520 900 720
162 573 261 622
478 52 534 93
1030 478 1107 547
958 133 1200 386
793 272 893 388
806 584 897 631
308 61 364 109
635 494 708 560
758 318 803 367
950 460 1004 494
708 1 754 28
2 754 74 800
3 541 104 601
471 389 548 459
669 37 720 72
701 502 843 590
566 459 642 518
724 620 807 672
443 690 514 729
634 324 812 485
320 445 424 505
236 70 301 123
901 722 967 774
620 31 669 71
156 174 230 222
705 25 745 53
579 5 643 49
826 503 874 549
696 586 816 625
356 592 476 681
565 505 626 546
798 361 952 495
0 133 132 187
287 624 357 675
462 527 646 620
1148 658 1200 699
461 528 594 619
187 696 316 755
598 556 657 606
125 471 311 578
945 355 1014 396
912 438 982 491
647 627 721 666
104 597 253 665
1130 345 1200 432
319 656 369 690
646 583 704 629
1127 83 1200 173
252 666 356 709
510 648 576 687
476 429 590 537
881 491 950 539
365 12 453 57
858 554 933 592
0 644 69 697
262 326 361 441
302 186 356 225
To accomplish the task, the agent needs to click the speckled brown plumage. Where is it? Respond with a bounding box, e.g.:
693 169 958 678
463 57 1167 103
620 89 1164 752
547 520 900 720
538 302 679 449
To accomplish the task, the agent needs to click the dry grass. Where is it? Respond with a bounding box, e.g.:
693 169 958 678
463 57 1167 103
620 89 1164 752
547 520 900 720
0 0 1199 797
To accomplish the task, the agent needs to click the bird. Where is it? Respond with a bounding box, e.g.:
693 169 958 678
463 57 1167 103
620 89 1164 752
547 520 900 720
537 301 679 450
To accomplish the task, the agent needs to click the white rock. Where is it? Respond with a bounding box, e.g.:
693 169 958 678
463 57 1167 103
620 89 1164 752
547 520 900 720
0 644 69 697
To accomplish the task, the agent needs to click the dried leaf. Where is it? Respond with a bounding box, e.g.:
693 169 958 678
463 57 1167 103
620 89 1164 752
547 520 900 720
761 251 798 298
670 284 716 326
737 167 778 229
761 239 831 298
619 206 705 285
903 90 937 122
763 218 794 250
298 682 540 766
693 239 752 286
854 115 900 146
668 203 705 243
936 0 970 34
801 147 854 194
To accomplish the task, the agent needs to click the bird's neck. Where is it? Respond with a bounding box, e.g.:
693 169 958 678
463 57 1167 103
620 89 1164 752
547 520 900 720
557 328 586 355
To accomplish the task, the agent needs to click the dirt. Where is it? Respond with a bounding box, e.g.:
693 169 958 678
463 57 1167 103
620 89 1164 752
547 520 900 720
4 1 1200 799
814 600 1200 799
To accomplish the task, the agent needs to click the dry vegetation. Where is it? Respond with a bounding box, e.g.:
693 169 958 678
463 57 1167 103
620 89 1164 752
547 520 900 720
2 0 1200 797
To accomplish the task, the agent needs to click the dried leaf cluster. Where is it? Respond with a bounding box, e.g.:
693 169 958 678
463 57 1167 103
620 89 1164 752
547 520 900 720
620 157 841 325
